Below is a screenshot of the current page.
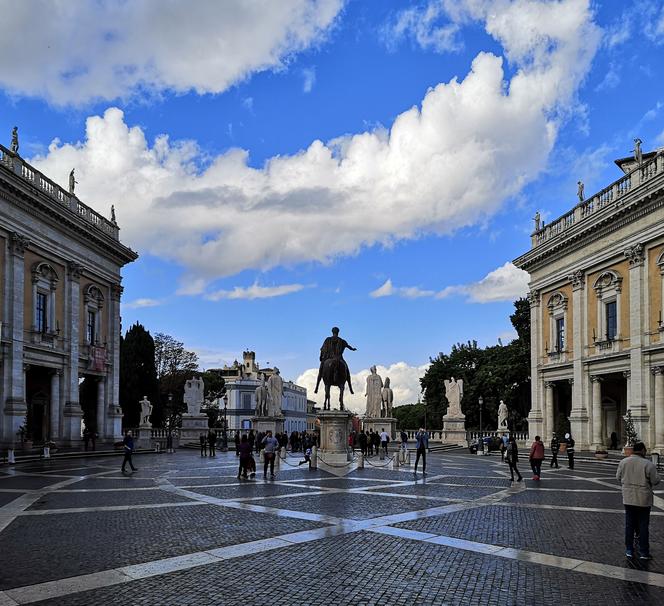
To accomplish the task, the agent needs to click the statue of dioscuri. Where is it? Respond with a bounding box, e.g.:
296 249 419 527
10 126 18 154
267 368 284 416
139 396 153 426
365 366 383 418
381 377 394 417
443 377 464 417
255 373 270 417
183 377 205 415
497 400 509 429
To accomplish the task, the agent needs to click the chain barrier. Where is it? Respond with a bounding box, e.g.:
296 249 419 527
364 454 396 468
316 452 358 468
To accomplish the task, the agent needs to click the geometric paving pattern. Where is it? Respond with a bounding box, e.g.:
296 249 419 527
1 450 663 605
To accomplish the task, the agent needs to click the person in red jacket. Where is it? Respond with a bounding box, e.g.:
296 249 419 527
529 435 545 480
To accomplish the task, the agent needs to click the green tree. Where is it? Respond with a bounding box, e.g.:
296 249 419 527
119 323 159 428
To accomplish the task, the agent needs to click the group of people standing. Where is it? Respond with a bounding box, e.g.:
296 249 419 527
501 432 576 482
353 429 391 457
198 430 218 457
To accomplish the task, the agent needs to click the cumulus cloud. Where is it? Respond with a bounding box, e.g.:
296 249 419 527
370 279 434 299
385 2 462 53
302 67 317 93
204 283 307 301
437 262 530 303
29 1 599 291
297 361 429 413
0 0 344 105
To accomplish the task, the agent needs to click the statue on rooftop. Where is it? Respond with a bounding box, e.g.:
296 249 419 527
577 181 584 202
10 127 18 154
110 205 117 224
533 211 541 231
633 138 643 166
69 169 78 195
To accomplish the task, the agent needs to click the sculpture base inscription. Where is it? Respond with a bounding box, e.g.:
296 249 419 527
318 409 353 465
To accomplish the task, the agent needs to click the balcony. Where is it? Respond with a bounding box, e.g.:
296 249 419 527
546 349 568 364
593 336 622 355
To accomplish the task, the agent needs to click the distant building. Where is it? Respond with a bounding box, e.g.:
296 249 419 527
212 351 308 433
514 145 664 452
0 140 137 447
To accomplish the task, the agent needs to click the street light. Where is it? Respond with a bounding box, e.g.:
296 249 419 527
166 393 174 453
221 393 229 452
478 396 484 435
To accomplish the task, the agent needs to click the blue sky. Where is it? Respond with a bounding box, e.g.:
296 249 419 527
2 0 664 411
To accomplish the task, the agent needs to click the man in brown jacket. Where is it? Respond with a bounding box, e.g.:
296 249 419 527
616 442 660 559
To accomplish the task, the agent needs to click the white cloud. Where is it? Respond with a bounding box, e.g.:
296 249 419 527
437 262 530 303
385 2 462 53
122 297 163 309
0 0 344 105
370 279 434 299
205 283 307 301
297 361 429 414
29 1 599 290
302 67 316 93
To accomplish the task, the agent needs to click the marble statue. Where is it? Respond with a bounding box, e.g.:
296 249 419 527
533 211 541 231
10 126 18 154
633 138 643 165
139 396 153 426
183 376 205 415
255 373 270 417
110 204 117 224
443 377 464 417
365 366 383 417
577 180 584 202
497 400 509 429
69 168 77 195
267 368 284 416
381 377 394 417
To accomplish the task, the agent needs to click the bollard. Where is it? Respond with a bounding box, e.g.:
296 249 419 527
310 446 318 470
394 450 400 468
379 449 385 461
259 450 265 464
358 452 364 469
43 447 50 459
8 449 15 464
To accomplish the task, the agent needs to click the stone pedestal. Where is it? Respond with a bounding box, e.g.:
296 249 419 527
252 416 285 437
362 417 397 440
179 414 209 443
62 402 83 446
318 410 353 465
109 406 124 440
135 424 154 449
442 414 467 446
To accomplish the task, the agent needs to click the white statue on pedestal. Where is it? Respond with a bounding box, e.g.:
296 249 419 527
139 396 152 426
183 377 205 415
365 366 383 417
255 373 270 417
381 377 394 417
498 400 509 429
443 377 464 418
267 368 284 416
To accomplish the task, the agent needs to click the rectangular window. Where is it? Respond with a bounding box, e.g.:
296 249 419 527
36 292 48 333
242 393 252 409
555 317 565 351
606 301 617 340
87 310 96 343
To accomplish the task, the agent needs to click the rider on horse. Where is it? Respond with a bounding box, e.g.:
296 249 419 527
314 327 357 394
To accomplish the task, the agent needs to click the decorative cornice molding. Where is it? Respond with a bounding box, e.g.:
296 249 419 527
651 366 662 376
590 375 603 383
527 289 540 307
624 243 645 267
9 231 30 257
567 269 585 290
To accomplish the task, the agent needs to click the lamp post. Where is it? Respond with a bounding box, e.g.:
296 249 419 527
221 393 228 452
166 393 174 453
478 396 484 435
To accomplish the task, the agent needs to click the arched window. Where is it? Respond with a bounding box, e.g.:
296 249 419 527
546 291 568 357
31 262 59 337
84 285 105 345
593 270 622 349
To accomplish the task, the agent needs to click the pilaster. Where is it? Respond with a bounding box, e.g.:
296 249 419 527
527 289 543 437
652 367 664 453
590 375 603 449
63 261 83 443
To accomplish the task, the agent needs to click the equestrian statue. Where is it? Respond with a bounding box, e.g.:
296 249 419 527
314 327 357 411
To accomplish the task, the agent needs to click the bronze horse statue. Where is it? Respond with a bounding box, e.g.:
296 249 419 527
314 327 356 411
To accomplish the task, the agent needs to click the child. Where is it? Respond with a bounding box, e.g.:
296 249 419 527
298 447 312 468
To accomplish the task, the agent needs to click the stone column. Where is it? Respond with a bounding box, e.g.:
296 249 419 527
624 243 649 438
544 382 554 439
591 375 603 449
527 290 543 439
63 261 84 444
108 283 123 440
653 367 664 453
568 270 589 448
3 233 30 445
50 370 61 440
96 378 106 437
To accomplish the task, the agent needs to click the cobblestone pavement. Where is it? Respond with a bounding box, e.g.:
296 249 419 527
1 449 664 605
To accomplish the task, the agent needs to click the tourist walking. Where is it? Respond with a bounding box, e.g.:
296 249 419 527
207 429 217 457
549 432 560 468
616 442 660 559
565 433 575 469
121 430 137 474
529 435 544 480
400 430 408 454
248 430 256 453
359 430 368 456
298 447 312 468
414 428 429 474
262 430 279 478
237 434 252 479
199 433 207 457
234 431 241 456
505 436 522 482
501 434 509 461
372 431 381 456
380 428 390 456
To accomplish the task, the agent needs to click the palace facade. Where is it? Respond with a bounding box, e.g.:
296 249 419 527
0 142 137 447
514 146 664 452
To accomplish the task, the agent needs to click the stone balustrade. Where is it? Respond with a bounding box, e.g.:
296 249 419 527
532 152 662 249
0 143 119 240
